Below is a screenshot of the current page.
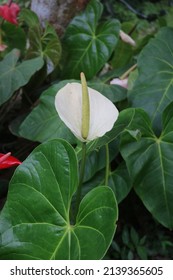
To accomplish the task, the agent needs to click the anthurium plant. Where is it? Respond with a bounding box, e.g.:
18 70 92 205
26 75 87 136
1 0 173 260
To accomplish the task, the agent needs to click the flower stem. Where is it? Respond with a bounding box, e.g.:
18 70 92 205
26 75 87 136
120 63 137 80
74 142 87 220
105 144 110 186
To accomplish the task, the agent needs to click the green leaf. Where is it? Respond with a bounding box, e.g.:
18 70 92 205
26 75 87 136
80 139 118 183
88 80 127 103
28 23 62 72
83 162 132 205
130 227 139 246
0 49 44 106
125 129 141 141
0 139 117 260
2 22 26 54
128 27 173 132
83 107 150 157
62 0 120 79
19 81 76 143
19 8 40 28
109 162 132 204
20 9 61 73
120 104 173 229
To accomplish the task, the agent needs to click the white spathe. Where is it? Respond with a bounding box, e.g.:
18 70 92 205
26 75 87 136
55 82 119 142
110 77 128 89
119 30 136 47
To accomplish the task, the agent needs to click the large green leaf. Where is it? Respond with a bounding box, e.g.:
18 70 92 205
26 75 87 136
0 49 44 106
120 104 173 229
128 27 173 133
0 139 117 259
19 81 76 143
62 0 120 79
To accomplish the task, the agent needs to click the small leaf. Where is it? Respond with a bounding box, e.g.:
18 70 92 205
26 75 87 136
130 227 139 246
0 49 44 105
125 129 141 141
109 162 132 204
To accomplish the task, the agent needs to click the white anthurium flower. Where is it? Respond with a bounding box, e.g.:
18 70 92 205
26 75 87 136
55 79 119 142
119 30 136 47
110 77 128 89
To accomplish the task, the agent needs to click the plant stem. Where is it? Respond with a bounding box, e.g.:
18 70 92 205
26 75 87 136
105 144 110 186
74 142 87 220
120 63 137 80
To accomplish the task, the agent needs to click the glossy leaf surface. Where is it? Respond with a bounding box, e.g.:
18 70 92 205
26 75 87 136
0 49 44 105
62 0 120 79
0 139 117 259
120 104 173 229
128 27 173 132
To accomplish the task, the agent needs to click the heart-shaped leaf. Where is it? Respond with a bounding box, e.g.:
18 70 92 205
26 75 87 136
120 104 173 229
0 49 44 106
128 27 173 133
62 0 120 79
0 139 117 259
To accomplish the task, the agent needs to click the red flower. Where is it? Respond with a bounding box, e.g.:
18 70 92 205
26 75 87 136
0 152 21 169
0 3 20 25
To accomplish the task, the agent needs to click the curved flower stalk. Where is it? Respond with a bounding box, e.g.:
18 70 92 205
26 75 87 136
55 74 119 142
0 3 20 25
0 152 21 169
